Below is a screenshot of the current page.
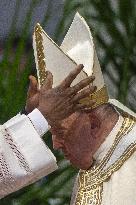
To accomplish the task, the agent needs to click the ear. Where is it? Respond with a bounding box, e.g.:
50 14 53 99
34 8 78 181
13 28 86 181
88 114 101 130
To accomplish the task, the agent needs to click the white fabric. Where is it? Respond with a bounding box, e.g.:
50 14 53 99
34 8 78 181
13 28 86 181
70 116 136 205
61 13 94 76
102 152 136 205
28 108 50 136
109 99 136 118
33 29 87 88
94 114 136 171
0 114 58 198
61 12 105 90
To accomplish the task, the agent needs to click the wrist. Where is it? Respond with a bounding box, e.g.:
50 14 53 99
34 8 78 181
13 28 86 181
20 107 28 115
28 108 50 136
37 106 44 116
37 106 54 127
25 105 34 114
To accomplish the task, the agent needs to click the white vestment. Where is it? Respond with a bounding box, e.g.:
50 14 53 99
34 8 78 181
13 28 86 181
0 113 57 199
32 12 136 205
70 114 136 205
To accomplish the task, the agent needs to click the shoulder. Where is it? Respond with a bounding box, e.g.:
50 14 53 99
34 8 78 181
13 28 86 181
102 151 136 205
111 146 136 180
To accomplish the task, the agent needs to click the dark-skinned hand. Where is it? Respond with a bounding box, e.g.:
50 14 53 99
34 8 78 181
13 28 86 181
25 75 39 113
38 64 96 126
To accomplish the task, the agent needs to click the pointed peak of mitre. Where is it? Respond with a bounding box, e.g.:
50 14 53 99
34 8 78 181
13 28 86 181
74 12 85 21
34 23 43 34
60 12 109 107
73 12 94 41
61 11 94 76
35 22 41 28
74 11 82 18
32 13 136 116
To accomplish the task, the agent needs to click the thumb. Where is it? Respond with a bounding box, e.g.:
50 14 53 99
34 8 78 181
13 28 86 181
27 75 38 98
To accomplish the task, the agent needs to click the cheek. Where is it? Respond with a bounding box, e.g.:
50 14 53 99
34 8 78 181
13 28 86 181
63 113 99 169
69 147 93 170
65 127 95 169
66 120 95 151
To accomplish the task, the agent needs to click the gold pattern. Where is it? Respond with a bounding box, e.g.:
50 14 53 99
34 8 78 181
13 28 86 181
75 116 136 205
80 86 109 109
34 24 108 109
34 23 47 86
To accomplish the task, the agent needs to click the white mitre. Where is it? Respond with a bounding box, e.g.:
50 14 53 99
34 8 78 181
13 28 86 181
33 12 136 118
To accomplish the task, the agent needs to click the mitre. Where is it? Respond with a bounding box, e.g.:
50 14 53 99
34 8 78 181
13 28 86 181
33 12 136 118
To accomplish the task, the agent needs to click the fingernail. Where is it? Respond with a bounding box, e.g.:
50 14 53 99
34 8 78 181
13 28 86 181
93 86 97 92
80 64 84 68
91 76 95 80
90 86 97 92
45 71 49 75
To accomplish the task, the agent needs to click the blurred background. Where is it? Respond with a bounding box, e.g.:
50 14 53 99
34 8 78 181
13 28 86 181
0 0 136 204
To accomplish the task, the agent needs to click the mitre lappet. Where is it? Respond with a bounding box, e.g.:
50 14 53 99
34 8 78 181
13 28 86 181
33 12 135 118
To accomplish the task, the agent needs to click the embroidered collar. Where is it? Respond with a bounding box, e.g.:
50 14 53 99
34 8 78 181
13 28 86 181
93 114 124 163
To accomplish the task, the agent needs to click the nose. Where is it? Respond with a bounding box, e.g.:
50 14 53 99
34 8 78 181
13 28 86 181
52 135 64 150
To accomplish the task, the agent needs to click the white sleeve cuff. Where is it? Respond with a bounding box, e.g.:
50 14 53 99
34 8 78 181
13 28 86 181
2 114 58 198
28 108 50 137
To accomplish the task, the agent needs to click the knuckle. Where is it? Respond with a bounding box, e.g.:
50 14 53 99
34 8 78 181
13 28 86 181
77 64 84 70
90 75 95 80
84 88 90 94
74 84 80 91
90 86 97 92
56 87 63 93
77 89 88 98
66 88 72 96
69 87 75 95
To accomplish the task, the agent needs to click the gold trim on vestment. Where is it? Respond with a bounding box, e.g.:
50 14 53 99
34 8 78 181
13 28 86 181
75 116 136 205
80 86 109 109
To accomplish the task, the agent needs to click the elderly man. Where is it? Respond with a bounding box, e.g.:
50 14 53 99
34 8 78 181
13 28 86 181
0 64 96 198
33 13 136 205
52 101 136 205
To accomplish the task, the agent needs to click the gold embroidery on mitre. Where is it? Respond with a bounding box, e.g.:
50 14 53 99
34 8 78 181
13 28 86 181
80 86 109 109
34 23 47 86
75 116 136 205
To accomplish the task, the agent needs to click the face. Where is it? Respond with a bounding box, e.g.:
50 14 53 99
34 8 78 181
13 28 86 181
52 111 101 170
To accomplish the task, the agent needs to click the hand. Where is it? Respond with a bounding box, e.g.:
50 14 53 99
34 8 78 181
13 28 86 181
38 64 96 126
25 75 39 113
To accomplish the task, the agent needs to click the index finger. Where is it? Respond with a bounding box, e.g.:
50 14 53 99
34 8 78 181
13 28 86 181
27 75 38 98
60 64 84 88
70 75 95 94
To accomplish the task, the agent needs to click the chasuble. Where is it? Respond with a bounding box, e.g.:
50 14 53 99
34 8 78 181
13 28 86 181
0 113 57 198
33 12 136 205
70 114 136 205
